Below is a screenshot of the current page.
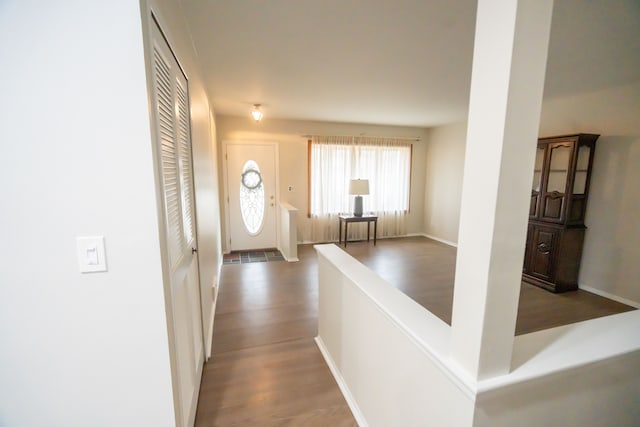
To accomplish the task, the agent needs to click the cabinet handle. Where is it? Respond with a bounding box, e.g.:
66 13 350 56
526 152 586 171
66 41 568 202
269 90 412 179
537 242 550 254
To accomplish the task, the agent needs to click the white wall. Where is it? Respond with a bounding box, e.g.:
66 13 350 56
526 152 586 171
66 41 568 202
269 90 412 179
0 1 175 426
315 245 476 427
279 203 299 262
422 82 640 304
539 82 640 304
316 245 640 427
216 116 429 248
142 0 224 357
474 311 640 426
423 122 467 245
475 353 640 427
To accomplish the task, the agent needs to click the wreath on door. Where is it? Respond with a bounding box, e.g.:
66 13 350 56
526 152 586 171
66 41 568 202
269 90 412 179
241 168 263 190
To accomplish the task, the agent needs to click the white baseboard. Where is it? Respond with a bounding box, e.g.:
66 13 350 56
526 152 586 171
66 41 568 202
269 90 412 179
301 239 334 245
205 260 223 361
205 292 216 361
411 233 458 248
216 258 223 290
278 244 300 262
302 234 445 246
579 284 640 309
315 336 369 427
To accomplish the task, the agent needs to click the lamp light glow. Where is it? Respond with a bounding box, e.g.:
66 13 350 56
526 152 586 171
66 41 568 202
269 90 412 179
251 104 264 122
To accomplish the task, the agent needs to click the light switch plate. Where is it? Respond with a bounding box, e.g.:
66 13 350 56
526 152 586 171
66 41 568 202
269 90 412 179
77 236 107 273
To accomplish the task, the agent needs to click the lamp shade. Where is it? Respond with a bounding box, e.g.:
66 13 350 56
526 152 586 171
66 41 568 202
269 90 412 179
349 179 369 195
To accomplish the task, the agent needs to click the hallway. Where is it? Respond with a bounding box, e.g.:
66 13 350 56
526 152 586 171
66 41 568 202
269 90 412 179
195 245 356 426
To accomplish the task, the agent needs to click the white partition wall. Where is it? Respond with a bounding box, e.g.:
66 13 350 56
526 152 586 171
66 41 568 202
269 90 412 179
316 245 640 427
278 202 299 262
315 0 640 425
315 245 475 426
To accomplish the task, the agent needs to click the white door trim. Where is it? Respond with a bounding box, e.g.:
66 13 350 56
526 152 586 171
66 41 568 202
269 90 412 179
222 140 280 253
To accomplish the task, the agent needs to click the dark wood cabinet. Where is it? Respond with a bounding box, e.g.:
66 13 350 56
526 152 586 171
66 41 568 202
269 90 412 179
522 134 598 292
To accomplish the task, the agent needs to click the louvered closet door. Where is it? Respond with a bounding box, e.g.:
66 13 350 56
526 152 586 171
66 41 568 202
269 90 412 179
151 19 203 427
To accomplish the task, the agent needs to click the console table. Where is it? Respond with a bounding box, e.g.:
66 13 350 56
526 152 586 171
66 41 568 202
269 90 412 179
338 215 378 247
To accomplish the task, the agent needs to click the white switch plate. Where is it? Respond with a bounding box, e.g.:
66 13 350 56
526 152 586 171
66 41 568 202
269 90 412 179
77 236 107 273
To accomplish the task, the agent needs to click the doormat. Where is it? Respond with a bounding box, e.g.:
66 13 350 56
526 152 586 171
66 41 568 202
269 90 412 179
223 249 285 265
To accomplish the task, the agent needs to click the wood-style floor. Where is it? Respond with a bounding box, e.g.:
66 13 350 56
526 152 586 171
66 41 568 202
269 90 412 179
195 236 635 426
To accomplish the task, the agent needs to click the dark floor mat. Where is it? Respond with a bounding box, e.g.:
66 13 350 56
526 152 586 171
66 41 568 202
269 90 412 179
223 249 285 264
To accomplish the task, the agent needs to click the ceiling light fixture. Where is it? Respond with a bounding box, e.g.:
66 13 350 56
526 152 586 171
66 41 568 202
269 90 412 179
251 104 263 123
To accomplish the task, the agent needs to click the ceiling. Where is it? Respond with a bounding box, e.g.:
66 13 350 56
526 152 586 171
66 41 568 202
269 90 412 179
182 0 640 128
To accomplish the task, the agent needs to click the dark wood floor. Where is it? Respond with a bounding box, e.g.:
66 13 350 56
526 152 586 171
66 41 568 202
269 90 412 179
195 236 635 426
337 236 635 335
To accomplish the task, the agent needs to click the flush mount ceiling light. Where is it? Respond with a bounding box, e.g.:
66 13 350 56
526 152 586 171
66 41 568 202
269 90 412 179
251 104 263 123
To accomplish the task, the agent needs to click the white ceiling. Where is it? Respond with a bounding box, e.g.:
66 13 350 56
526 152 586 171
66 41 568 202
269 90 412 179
182 0 640 128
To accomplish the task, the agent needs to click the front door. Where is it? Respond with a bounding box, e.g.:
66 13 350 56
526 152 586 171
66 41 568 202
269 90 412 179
225 142 278 251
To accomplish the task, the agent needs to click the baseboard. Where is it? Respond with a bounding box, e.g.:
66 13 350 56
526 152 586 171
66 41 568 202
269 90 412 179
205 260 223 361
205 280 218 361
278 244 300 262
301 239 334 245
413 233 458 248
216 258 223 291
301 234 437 246
579 284 640 309
314 336 369 427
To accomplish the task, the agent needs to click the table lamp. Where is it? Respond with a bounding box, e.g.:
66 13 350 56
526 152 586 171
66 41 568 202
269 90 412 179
349 179 369 217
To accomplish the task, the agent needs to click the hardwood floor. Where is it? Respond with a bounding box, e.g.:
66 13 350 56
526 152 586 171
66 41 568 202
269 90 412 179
195 236 635 426
195 246 355 426
333 236 635 335
195 339 354 426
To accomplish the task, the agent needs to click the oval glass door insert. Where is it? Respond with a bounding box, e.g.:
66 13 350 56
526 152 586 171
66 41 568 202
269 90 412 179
239 160 265 235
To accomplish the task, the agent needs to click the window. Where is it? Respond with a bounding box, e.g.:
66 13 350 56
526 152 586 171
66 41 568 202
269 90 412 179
309 136 412 216
239 160 265 235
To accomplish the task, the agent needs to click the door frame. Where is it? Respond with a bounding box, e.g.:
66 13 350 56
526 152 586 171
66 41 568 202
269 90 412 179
222 140 280 253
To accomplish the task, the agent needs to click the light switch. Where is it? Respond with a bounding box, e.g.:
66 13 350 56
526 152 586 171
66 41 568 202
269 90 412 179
86 246 99 265
77 236 107 273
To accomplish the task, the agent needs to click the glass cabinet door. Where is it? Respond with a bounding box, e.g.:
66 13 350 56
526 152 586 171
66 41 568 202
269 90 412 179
532 146 545 192
541 143 572 221
573 144 591 194
547 144 572 193
530 146 545 217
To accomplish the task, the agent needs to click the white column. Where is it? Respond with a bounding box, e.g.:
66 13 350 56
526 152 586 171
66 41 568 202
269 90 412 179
450 0 554 380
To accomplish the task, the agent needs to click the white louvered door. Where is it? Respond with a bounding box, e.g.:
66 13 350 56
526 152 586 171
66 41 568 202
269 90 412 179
150 20 203 427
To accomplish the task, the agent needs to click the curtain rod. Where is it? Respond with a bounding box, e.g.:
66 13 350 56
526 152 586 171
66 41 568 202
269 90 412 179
302 134 421 142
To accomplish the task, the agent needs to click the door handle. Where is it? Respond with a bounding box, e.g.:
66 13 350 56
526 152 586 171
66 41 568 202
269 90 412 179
192 247 198 254
536 242 550 254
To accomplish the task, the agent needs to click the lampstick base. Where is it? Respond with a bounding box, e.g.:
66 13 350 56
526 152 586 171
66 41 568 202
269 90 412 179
353 196 363 217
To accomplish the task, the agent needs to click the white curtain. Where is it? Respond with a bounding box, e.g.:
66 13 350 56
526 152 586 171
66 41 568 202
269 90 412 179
310 135 411 242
